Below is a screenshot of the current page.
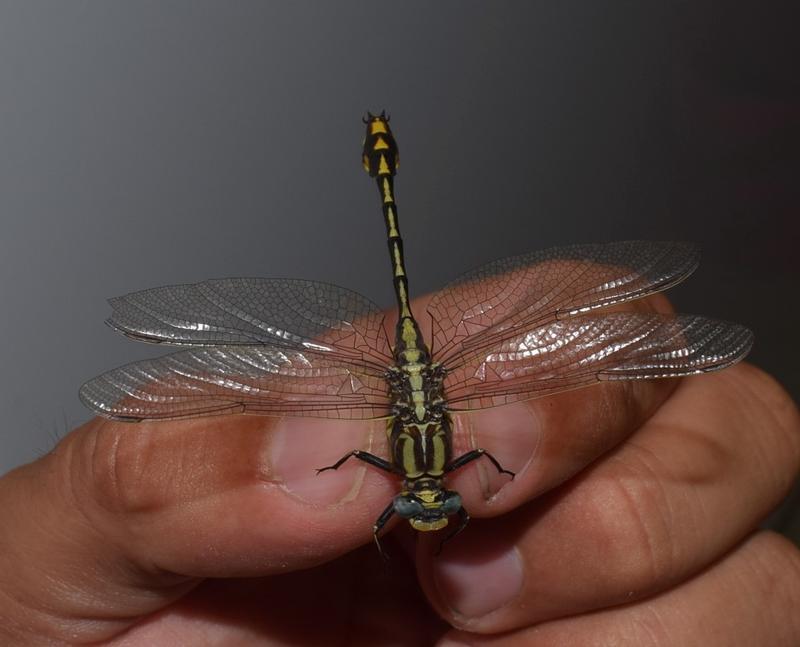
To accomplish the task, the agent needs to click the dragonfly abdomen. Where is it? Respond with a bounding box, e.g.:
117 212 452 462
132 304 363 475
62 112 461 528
362 112 431 365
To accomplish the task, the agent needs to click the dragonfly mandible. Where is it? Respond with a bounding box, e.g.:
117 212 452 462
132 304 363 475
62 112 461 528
80 112 753 556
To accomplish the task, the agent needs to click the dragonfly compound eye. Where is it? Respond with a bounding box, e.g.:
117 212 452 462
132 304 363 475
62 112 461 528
440 491 462 515
393 494 424 519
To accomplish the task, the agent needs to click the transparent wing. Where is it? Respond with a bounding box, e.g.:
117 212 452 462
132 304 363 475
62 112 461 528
106 278 393 368
443 313 753 411
427 241 700 366
79 345 392 421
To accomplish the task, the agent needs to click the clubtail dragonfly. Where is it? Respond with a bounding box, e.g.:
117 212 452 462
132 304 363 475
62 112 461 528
80 112 753 555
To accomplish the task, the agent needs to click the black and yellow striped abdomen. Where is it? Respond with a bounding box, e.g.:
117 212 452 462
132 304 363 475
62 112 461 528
362 112 430 372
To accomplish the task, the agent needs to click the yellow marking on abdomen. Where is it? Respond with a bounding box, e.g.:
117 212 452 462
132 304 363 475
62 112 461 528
382 177 394 202
370 121 388 135
396 283 412 318
401 318 420 347
385 207 399 237
392 246 406 277
401 350 421 365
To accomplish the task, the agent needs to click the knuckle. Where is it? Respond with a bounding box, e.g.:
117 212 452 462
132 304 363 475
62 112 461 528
68 418 172 516
67 416 275 519
729 364 800 488
588 452 679 588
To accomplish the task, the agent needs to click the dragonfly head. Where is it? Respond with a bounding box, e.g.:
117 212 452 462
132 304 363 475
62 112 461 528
362 111 399 177
393 482 462 532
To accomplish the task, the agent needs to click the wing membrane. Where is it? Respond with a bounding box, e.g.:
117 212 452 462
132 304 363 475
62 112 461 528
443 313 753 411
427 241 699 366
107 278 393 367
79 345 392 421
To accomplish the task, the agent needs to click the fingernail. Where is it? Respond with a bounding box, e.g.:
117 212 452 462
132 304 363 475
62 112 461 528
270 418 382 505
453 402 540 497
434 546 524 619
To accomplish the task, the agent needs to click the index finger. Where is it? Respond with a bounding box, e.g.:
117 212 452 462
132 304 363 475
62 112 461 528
0 412 397 642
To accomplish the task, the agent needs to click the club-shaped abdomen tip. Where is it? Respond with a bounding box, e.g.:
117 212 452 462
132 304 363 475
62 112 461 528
362 112 398 177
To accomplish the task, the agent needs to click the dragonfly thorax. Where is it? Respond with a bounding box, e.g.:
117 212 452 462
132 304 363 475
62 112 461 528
388 362 445 423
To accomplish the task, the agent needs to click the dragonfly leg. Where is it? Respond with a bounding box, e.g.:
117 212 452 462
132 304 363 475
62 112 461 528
373 500 396 561
444 448 515 479
316 449 399 475
436 506 470 556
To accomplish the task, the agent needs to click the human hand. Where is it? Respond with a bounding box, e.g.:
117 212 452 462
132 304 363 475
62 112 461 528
1 296 798 645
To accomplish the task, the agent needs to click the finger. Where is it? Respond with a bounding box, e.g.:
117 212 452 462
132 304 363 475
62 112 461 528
439 532 800 646
71 414 402 571
419 363 800 632
418 292 680 521
106 546 448 646
0 413 397 643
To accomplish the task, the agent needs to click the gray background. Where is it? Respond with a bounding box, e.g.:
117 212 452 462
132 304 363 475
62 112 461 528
0 3 797 537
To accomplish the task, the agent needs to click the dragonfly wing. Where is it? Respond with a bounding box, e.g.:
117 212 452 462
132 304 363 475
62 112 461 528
443 313 753 411
106 278 393 366
80 345 392 421
427 241 699 365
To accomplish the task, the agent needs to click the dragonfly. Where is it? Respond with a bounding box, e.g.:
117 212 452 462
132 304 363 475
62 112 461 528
80 112 753 556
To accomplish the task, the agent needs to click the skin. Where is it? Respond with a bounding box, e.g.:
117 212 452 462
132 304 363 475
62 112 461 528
1 293 799 646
